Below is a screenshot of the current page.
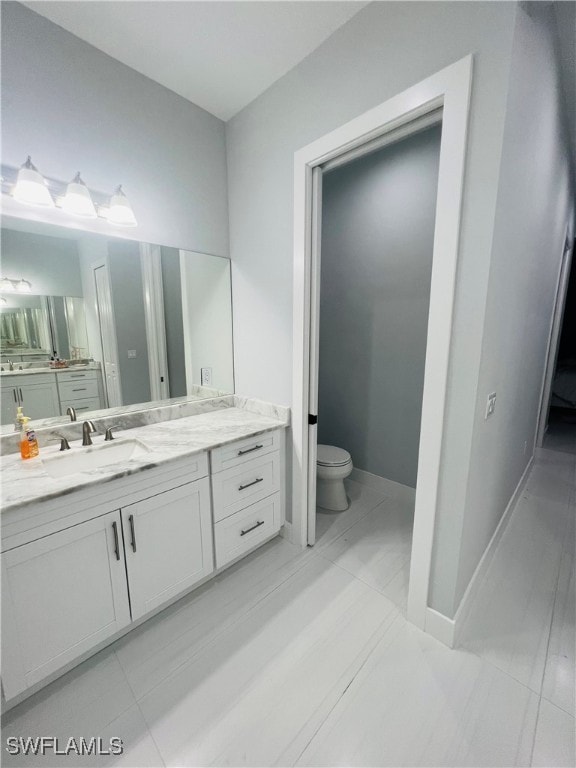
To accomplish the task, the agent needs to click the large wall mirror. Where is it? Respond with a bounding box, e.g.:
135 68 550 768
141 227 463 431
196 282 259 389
0 217 234 429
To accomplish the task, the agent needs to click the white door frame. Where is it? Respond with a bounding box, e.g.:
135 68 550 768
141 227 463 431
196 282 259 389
140 243 170 401
536 229 574 447
292 56 473 631
93 262 122 408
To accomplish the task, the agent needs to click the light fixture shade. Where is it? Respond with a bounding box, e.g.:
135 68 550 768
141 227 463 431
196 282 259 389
0 278 13 292
105 185 137 227
61 172 97 218
12 156 54 208
16 279 32 293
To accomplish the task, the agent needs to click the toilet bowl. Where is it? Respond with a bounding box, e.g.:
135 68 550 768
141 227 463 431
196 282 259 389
316 444 353 512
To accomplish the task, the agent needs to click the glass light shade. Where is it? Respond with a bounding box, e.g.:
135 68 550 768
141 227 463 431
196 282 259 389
0 278 13 292
16 279 32 293
12 157 54 208
61 173 97 218
106 185 137 227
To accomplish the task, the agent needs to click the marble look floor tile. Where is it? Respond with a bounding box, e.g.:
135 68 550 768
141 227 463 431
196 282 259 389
314 478 390 550
297 619 539 767
319 497 413 611
531 698 575 767
459 491 570 693
2 648 137 767
138 557 398 767
114 536 305 699
542 509 575 716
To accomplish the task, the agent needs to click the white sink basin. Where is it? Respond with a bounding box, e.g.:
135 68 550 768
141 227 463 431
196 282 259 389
42 438 150 479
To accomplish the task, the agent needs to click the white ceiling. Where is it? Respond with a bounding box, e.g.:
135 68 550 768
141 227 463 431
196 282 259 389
23 1 368 121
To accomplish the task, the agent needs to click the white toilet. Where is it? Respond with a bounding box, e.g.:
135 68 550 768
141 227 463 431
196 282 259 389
316 444 353 512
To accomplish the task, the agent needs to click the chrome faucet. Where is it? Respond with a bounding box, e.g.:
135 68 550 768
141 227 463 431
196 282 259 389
66 406 77 422
82 420 97 446
8 360 14 371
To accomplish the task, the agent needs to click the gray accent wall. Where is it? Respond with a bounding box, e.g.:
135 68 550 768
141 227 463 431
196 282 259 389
107 242 151 406
318 125 441 488
1 229 82 297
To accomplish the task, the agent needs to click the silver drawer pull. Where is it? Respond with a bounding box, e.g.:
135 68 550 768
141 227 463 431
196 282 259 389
72 387 87 392
128 514 137 553
240 520 265 537
238 477 263 491
237 444 263 456
112 521 120 561
70 374 86 378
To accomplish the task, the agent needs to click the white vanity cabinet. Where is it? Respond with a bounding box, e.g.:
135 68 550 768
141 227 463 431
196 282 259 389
57 368 104 416
121 479 213 620
1 374 60 424
211 429 284 568
1 511 131 699
1 425 286 704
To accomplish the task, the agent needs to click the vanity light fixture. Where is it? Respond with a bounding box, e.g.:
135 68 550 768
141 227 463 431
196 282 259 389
100 185 138 227
11 156 55 208
60 172 97 218
0 277 32 293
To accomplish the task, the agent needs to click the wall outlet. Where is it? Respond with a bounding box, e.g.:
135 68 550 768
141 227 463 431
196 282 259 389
201 367 212 386
485 392 496 420
127 350 137 358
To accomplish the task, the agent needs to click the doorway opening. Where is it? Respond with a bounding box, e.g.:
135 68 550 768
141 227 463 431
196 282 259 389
537 233 576 453
292 57 472 634
311 119 442 613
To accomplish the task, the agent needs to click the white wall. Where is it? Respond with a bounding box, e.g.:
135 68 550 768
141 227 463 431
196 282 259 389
318 125 441 488
445 3 576 614
78 238 108 369
180 252 234 393
1 2 229 257
226 1 517 594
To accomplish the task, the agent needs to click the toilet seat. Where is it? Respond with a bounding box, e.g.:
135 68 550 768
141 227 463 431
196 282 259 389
317 444 351 467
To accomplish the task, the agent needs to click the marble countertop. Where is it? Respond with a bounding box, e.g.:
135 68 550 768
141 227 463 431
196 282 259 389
0 363 100 377
1 406 288 514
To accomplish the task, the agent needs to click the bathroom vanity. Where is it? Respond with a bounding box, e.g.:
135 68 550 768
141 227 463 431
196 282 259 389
0 364 105 424
0 400 288 704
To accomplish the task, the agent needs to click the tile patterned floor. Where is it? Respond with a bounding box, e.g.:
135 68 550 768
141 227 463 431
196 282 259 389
2 455 574 766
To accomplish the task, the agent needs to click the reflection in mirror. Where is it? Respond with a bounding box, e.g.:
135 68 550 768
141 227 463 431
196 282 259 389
0 220 234 428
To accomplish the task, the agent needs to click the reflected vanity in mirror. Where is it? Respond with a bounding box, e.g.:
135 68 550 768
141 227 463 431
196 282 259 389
0 219 234 429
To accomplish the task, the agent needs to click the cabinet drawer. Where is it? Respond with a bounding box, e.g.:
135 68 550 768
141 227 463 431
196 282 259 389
59 397 102 416
211 451 281 522
57 370 98 383
214 493 281 568
211 429 282 473
59 378 100 400
1 373 55 388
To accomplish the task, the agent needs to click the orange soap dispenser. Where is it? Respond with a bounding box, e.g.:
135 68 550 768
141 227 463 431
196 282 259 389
20 416 39 460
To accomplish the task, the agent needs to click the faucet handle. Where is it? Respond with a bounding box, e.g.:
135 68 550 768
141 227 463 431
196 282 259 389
49 434 71 451
104 425 121 441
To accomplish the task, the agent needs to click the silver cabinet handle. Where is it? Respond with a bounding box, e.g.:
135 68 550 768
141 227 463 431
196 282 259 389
19 388 23 402
240 520 265 537
70 374 86 378
128 514 137 553
112 521 120 561
238 477 264 491
13 389 17 403
72 387 87 392
238 444 263 456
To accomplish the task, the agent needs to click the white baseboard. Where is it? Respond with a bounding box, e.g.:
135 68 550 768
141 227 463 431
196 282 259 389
350 468 416 505
425 607 456 647
450 455 534 647
423 455 534 649
280 520 293 542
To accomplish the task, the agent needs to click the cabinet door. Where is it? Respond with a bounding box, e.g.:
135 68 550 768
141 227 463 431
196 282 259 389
18 380 60 419
122 479 214 621
1 512 131 700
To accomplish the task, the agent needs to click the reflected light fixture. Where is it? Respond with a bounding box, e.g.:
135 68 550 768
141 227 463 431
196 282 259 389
60 172 97 218
102 185 137 227
11 156 55 208
0 277 33 293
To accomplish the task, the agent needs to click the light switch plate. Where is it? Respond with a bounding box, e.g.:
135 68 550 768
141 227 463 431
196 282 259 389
485 392 496 420
127 350 137 358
